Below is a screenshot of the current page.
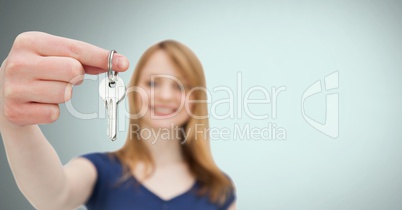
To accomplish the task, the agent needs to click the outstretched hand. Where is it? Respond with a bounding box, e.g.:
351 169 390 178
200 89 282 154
0 31 130 126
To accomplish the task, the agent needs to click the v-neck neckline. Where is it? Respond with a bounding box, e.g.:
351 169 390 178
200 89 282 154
111 154 198 202
131 175 199 203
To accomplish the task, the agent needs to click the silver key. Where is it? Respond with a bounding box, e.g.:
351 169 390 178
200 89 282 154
99 50 126 141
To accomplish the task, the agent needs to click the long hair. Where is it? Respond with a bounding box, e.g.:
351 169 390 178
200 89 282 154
111 40 235 205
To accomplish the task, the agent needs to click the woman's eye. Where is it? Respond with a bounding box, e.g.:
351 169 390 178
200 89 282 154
147 81 156 87
176 84 183 90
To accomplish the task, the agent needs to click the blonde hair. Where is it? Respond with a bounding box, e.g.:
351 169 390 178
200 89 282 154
111 40 235 205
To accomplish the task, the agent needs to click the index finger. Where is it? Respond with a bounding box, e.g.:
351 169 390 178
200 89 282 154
22 31 130 73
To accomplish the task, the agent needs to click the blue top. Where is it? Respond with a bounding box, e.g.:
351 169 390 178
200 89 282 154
81 152 236 210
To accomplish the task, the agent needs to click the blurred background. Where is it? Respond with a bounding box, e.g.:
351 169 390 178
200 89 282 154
1 0 401 209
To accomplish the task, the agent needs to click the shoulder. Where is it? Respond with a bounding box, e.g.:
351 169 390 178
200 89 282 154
80 152 115 161
80 152 119 164
79 152 121 173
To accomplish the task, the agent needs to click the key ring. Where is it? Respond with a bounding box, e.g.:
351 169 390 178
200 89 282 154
108 50 118 84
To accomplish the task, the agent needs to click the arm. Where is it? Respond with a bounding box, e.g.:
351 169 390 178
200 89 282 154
0 31 129 209
1 124 97 209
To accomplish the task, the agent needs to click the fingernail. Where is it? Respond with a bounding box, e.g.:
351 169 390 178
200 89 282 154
117 56 129 70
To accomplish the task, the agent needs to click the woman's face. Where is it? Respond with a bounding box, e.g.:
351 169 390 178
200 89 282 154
135 50 193 129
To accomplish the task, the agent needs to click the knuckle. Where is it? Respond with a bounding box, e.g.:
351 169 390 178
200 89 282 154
3 103 19 123
5 58 25 75
13 32 35 48
3 83 18 100
67 42 83 59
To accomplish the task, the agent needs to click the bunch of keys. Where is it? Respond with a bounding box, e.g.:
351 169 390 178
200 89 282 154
99 50 126 141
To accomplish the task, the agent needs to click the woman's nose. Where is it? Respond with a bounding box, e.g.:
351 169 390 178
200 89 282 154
156 84 175 101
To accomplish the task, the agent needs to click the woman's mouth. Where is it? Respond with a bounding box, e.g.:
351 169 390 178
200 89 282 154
150 106 177 116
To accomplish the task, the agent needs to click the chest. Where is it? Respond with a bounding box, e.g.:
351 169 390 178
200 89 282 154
133 162 196 201
86 160 224 210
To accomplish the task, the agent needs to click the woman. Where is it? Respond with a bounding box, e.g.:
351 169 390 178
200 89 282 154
0 32 236 210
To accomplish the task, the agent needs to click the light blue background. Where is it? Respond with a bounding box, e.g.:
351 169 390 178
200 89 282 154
1 0 401 209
